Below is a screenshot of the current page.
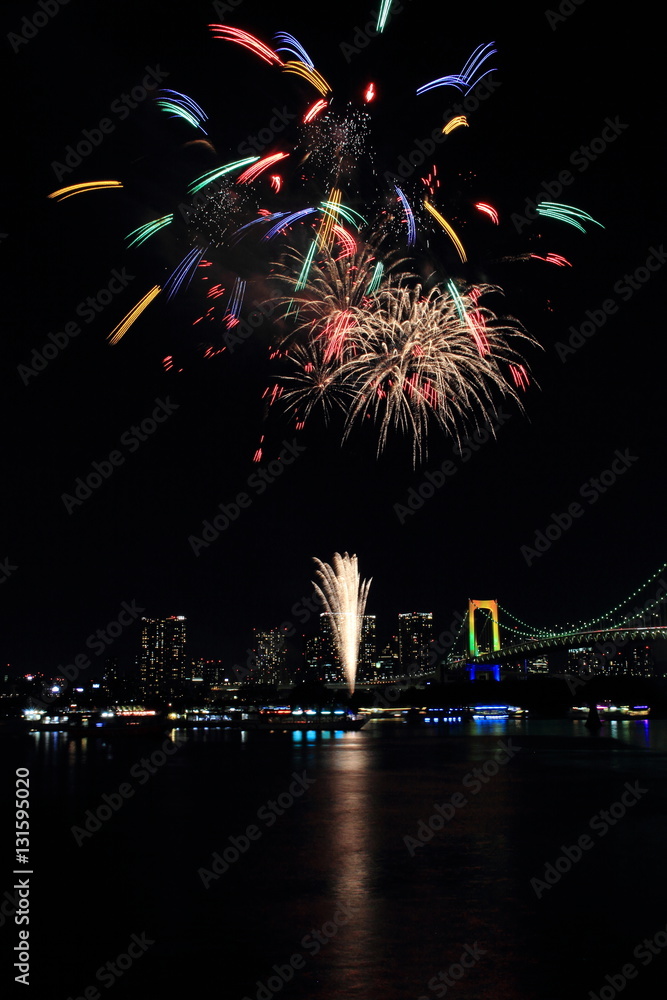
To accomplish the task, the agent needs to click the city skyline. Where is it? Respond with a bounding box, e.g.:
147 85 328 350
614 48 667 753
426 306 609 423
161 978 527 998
3 4 665 999
6 571 666 686
2 1 664 682
6 550 667 679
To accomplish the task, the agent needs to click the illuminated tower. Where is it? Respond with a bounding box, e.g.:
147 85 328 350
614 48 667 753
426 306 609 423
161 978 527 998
139 616 187 701
357 615 377 683
253 628 288 685
398 612 433 673
466 600 501 682
318 613 344 683
467 600 500 657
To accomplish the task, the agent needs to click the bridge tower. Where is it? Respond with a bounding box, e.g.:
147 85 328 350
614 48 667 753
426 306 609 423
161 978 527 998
467 600 501 681
468 599 500 657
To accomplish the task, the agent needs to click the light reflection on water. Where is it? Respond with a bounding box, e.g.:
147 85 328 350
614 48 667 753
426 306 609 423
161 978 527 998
385 715 665 750
14 717 667 999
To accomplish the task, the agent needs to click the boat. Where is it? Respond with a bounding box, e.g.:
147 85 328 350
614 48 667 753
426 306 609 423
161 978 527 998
569 703 651 720
471 705 510 721
405 707 471 725
231 706 368 732
65 709 170 736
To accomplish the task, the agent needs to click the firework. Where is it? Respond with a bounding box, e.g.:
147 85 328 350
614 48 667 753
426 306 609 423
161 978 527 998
44 11 605 464
423 199 467 261
534 202 604 233
417 41 497 95
312 553 372 694
271 243 407 345
48 180 123 201
443 115 468 134
108 286 161 345
188 178 257 249
298 106 371 183
155 89 208 133
274 257 539 462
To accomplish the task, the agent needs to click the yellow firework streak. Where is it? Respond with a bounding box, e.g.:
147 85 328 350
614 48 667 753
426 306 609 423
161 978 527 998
442 115 468 134
423 200 467 262
108 286 161 345
48 181 123 201
282 60 331 96
317 188 342 251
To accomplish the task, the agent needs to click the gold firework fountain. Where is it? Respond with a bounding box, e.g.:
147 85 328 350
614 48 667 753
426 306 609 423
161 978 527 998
312 552 371 694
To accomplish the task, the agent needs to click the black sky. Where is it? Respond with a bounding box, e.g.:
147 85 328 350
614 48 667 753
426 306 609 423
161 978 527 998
2 0 665 672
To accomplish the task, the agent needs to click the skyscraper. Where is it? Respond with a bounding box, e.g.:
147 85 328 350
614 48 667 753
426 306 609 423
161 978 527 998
357 615 377 683
139 616 187 701
252 628 288 686
318 613 344 683
398 612 433 673
318 612 376 684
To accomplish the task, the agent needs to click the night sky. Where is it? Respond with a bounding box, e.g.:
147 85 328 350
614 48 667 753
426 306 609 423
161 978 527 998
2 0 664 673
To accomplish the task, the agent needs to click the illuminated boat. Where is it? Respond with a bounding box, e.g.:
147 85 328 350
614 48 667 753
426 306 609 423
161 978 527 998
471 705 510 721
66 709 169 735
405 708 470 724
233 707 368 731
570 703 650 720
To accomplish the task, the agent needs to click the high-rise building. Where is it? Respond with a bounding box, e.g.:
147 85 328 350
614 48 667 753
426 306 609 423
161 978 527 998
376 641 399 680
139 616 187 701
318 613 343 683
317 612 377 684
398 612 433 673
357 615 378 683
253 628 288 686
192 659 238 688
304 635 321 678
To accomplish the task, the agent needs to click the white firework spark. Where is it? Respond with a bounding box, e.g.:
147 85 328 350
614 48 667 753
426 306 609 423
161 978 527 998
312 552 372 694
274 260 540 463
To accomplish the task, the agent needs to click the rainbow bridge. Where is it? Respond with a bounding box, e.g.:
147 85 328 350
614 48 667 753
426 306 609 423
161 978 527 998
443 563 667 673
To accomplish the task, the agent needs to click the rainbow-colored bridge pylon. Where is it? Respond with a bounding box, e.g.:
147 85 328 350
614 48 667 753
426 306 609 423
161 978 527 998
468 599 500 658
